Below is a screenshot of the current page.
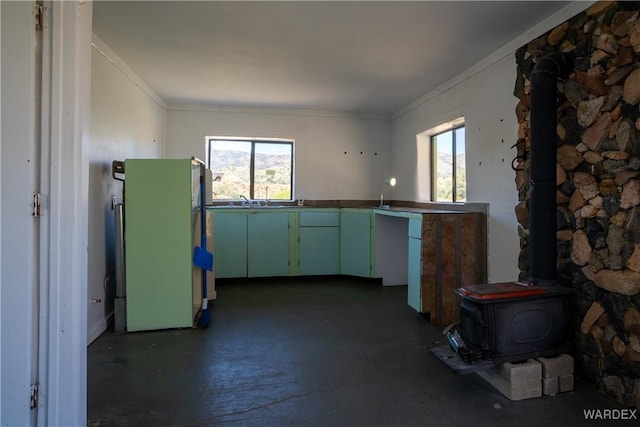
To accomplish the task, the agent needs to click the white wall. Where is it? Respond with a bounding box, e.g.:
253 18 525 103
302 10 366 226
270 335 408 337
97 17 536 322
87 36 165 342
165 106 391 200
390 1 592 283
391 56 520 283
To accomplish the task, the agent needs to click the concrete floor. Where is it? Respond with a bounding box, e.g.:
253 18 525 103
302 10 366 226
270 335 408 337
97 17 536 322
88 277 624 427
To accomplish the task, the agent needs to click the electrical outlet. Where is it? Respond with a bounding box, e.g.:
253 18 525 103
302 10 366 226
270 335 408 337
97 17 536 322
111 195 117 210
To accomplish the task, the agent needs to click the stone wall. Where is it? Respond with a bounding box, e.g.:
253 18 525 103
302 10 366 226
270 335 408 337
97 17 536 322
514 1 640 407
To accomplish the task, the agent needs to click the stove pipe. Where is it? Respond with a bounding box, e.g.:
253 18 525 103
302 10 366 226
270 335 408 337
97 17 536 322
528 52 574 286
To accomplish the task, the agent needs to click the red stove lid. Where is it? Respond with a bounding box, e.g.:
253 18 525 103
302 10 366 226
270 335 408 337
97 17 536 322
456 282 546 300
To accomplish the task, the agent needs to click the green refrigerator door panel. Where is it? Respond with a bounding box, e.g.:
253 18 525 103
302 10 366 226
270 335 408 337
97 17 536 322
125 159 194 331
247 212 290 277
299 227 340 275
212 212 248 278
340 210 373 277
408 237 422 312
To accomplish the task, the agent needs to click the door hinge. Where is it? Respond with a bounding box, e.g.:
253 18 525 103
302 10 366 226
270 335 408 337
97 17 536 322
30 384 39 409
32 193 42 217
35 4 43 31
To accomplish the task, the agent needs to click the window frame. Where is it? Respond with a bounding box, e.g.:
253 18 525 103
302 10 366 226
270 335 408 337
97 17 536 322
430 125 466 203
206 137 294 201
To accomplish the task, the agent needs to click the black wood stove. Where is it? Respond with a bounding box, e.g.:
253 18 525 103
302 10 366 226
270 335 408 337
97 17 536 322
455 282 571 364
433 52 575 372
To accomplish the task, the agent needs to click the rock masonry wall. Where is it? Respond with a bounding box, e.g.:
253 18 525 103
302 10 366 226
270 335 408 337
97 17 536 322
513 1 640 408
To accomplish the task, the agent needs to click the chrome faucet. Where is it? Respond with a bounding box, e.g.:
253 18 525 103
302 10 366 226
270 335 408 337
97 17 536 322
239 195 249 206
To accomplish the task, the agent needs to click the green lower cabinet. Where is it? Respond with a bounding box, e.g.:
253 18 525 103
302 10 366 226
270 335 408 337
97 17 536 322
212 208 375 280
408 237 422 311
299 227 340 275
408 217 422 311
340 209 373 277
247 212 291 277
212 212 248 278
298 211 340 275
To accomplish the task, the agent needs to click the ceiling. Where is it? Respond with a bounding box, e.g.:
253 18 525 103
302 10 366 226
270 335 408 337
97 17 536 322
92 1 571 116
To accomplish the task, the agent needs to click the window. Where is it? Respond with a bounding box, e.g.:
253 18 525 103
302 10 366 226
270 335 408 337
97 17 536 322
207 138 293 200
431 126 466 202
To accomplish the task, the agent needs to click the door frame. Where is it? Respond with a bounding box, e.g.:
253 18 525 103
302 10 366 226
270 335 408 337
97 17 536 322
37 1 92 425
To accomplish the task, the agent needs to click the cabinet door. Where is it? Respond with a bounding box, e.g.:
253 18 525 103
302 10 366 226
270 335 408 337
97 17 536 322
408 218 422 311
213 212 248 278
408 237 422 312
247 212 290 277
299 227 340 275
340 210 373 277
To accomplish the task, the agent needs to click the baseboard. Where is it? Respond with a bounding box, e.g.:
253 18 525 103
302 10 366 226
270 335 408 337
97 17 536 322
87 311 114 345
216 275 383 286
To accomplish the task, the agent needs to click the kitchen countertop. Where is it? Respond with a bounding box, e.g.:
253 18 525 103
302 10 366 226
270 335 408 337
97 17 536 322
374 206 474 214
207 205 340 210
207 205 483 219
208 199 488 214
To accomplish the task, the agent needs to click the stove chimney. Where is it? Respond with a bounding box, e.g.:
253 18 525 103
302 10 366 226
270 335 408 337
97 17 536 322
528 52 574 286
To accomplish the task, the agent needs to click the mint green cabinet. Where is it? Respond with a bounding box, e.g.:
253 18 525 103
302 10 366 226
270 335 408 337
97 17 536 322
212 208 375 279
213 212 248 278
247 212 291 277
340 209 373 277
408 218 422 311
299 211 340 275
